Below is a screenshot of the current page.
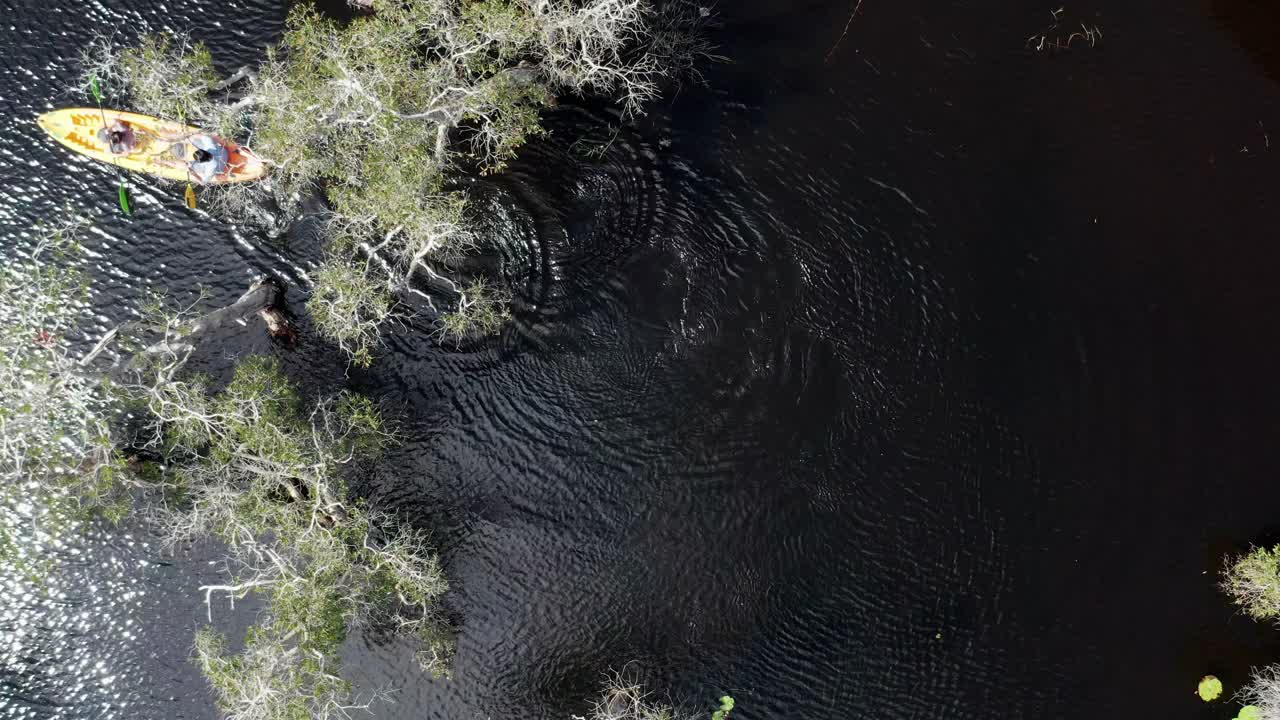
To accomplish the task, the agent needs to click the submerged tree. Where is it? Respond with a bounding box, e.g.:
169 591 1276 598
0 216 131 558
1221 548 1280 720
157 357 453 719
0 217 452 717
572 677 732 720
1223 546 1280 624
85 0 717 365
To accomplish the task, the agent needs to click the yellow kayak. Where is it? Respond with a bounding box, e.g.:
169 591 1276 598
36 108 266 184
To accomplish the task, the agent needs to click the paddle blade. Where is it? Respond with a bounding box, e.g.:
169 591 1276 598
89 76 103 105
184 184 197 209
118 182 131 215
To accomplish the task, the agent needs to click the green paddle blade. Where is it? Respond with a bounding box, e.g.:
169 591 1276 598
90 75 103 105
118 181 131 215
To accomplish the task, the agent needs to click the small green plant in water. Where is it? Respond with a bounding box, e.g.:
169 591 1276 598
1200 675 1224 702
1236 705 1263 720
712 695 734 720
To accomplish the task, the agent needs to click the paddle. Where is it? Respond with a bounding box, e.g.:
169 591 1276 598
89 75 132 216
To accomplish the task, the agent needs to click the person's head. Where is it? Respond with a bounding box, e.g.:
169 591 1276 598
193 149 213 164
109 130 125 144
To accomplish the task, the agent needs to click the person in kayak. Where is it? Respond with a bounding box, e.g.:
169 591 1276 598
96 120 137 155
186 134 230 184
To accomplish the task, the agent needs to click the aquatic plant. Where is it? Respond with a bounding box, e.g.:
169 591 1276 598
306 256 397 368
1237 704 1264 720
573 677 737 720
119 34 219 124
1223 546 1280 623
1200 675 1224 702
92 0 717 364
435 277 513 346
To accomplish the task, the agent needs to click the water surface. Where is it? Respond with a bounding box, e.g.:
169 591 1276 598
3 1 1280 718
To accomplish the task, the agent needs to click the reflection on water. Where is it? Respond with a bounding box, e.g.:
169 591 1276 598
0 502 219 720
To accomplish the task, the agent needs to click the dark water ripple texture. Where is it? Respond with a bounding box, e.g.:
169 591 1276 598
6 0 1280 719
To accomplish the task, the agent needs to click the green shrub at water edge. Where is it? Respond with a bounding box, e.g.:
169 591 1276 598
1224 546 1280 623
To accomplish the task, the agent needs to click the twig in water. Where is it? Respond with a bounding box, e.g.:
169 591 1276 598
825 0 866 63
1026 8 1102 53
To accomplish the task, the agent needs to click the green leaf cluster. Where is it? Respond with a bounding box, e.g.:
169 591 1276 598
1236 705 1262 720
155 356 452 716
1224 547 1280 623
305 258 394 368
120 34 218 123
1200 675 1224 702
436 278 513 345
0 222 130 561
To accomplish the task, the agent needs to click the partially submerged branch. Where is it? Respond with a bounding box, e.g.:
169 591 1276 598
435 277 512 346
573 676 702 720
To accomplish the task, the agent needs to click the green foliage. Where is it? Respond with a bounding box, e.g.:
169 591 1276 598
1240 667 1280 720
0 219 130 552
0 212 452 717
96 0 713 363
306 258 395 368
1224 547 1280 623
195 625 355 720
119 34 217 122
457 0 541 74
1237 705 1263 720
149 355 450 718
436 278 512 345
142 0 675 361
1200 675 1224 702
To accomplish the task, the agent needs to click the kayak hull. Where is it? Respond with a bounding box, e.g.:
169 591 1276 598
36 108 266 185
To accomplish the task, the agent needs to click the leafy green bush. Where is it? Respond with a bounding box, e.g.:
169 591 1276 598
146 356 452 716
1200 675 1224 702
104 0 710 363
1224 547 1280 623
1 215 453 717
0 218 130 557
120 34 218 123
436 278 513 346
305 257 395 368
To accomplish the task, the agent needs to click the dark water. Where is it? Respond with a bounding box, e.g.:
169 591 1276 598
4 0 1280 718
